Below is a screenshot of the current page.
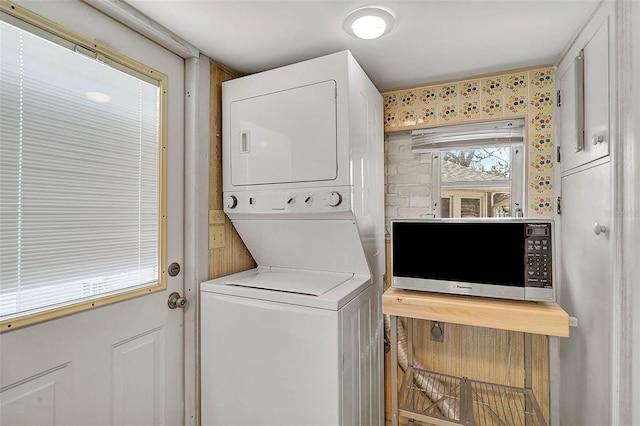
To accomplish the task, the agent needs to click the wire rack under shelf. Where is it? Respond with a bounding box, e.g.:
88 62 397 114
399 367 547 426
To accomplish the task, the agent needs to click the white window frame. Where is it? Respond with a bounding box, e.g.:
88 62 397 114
412 119 526 218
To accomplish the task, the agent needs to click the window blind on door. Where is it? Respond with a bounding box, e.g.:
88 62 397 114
0 18 162 320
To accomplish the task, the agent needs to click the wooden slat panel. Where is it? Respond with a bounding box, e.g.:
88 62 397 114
209 62 237 211
411 322 525 383
531 333 550 422
208 62 256 279
385 324 550 425
382 287 570 337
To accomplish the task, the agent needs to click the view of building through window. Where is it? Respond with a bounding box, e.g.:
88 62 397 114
438 146 514 218
412 119 525 218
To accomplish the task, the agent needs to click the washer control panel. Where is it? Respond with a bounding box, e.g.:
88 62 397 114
224 188 351 214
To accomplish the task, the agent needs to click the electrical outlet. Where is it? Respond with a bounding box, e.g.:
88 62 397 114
209 209 226 225
209 225 225 249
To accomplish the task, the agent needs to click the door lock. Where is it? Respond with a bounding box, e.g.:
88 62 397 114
168 262 181 277
168 292 187 309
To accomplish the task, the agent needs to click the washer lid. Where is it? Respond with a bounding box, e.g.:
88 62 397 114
225 269 351 296
201 267 371 310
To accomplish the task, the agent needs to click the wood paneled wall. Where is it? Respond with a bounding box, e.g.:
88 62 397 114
383 235 550 425
208 62 256 279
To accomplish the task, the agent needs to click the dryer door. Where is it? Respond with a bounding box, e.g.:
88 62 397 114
229 80 337 186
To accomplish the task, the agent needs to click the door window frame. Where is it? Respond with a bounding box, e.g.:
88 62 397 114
0 2 168 332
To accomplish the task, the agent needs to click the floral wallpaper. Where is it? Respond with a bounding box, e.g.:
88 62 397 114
382 66 555 217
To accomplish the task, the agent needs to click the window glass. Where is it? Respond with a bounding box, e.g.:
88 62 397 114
440 197 451 218
0 18 164 321
460 198 481 217
411 119 525 218
439 146 514 218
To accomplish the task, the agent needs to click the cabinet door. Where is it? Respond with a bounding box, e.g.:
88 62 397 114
560 18 610 173
558 162 612 425
583 18 610 162
559 61 578 172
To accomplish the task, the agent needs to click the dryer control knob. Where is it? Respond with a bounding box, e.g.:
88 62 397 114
226 195 238 209
327 191 342 207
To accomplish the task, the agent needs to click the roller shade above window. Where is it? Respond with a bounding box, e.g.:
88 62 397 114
411 119 525 153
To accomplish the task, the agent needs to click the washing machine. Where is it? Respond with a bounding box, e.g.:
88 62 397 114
200 50 384 425
201 267 375 425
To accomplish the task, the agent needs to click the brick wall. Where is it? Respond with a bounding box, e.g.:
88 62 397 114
384 133 434 232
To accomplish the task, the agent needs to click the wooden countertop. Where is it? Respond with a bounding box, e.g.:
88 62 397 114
382 287 571 337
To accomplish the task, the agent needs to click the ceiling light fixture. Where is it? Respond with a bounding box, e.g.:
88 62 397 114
343 6 395 40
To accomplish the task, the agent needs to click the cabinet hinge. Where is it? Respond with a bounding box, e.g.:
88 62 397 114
557 146 561 163
556 196 562 215
556 90 561 107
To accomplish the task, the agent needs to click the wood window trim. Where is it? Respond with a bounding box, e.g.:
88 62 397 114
0 0 168 332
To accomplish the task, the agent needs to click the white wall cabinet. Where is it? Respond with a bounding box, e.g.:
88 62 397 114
559 16 610 173
556 3 615 425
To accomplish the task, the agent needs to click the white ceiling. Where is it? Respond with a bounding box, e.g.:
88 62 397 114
127 0 600 92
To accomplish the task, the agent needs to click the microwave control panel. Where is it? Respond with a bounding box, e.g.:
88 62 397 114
524 223 552 288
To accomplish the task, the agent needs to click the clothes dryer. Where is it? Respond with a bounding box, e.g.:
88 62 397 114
201 50 384 425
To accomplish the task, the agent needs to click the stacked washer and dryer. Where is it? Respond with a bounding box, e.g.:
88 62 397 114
200 50 385 425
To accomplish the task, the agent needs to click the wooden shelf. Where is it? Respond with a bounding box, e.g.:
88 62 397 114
382 287 570 337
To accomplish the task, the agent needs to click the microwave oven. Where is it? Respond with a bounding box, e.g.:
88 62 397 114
391 218 555 302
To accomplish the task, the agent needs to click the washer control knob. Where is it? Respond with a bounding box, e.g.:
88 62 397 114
327 191 342 207
286 196 295 205
304 195 313 205
226 195 238 209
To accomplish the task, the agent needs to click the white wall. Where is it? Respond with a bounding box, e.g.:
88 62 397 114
627 1 640 423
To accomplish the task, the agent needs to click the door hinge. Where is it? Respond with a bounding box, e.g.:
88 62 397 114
557 146 561 163
556 196 562 215
556 90 561 107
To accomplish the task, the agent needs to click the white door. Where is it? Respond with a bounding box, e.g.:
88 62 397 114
558 162 612 425
0 2 185 425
